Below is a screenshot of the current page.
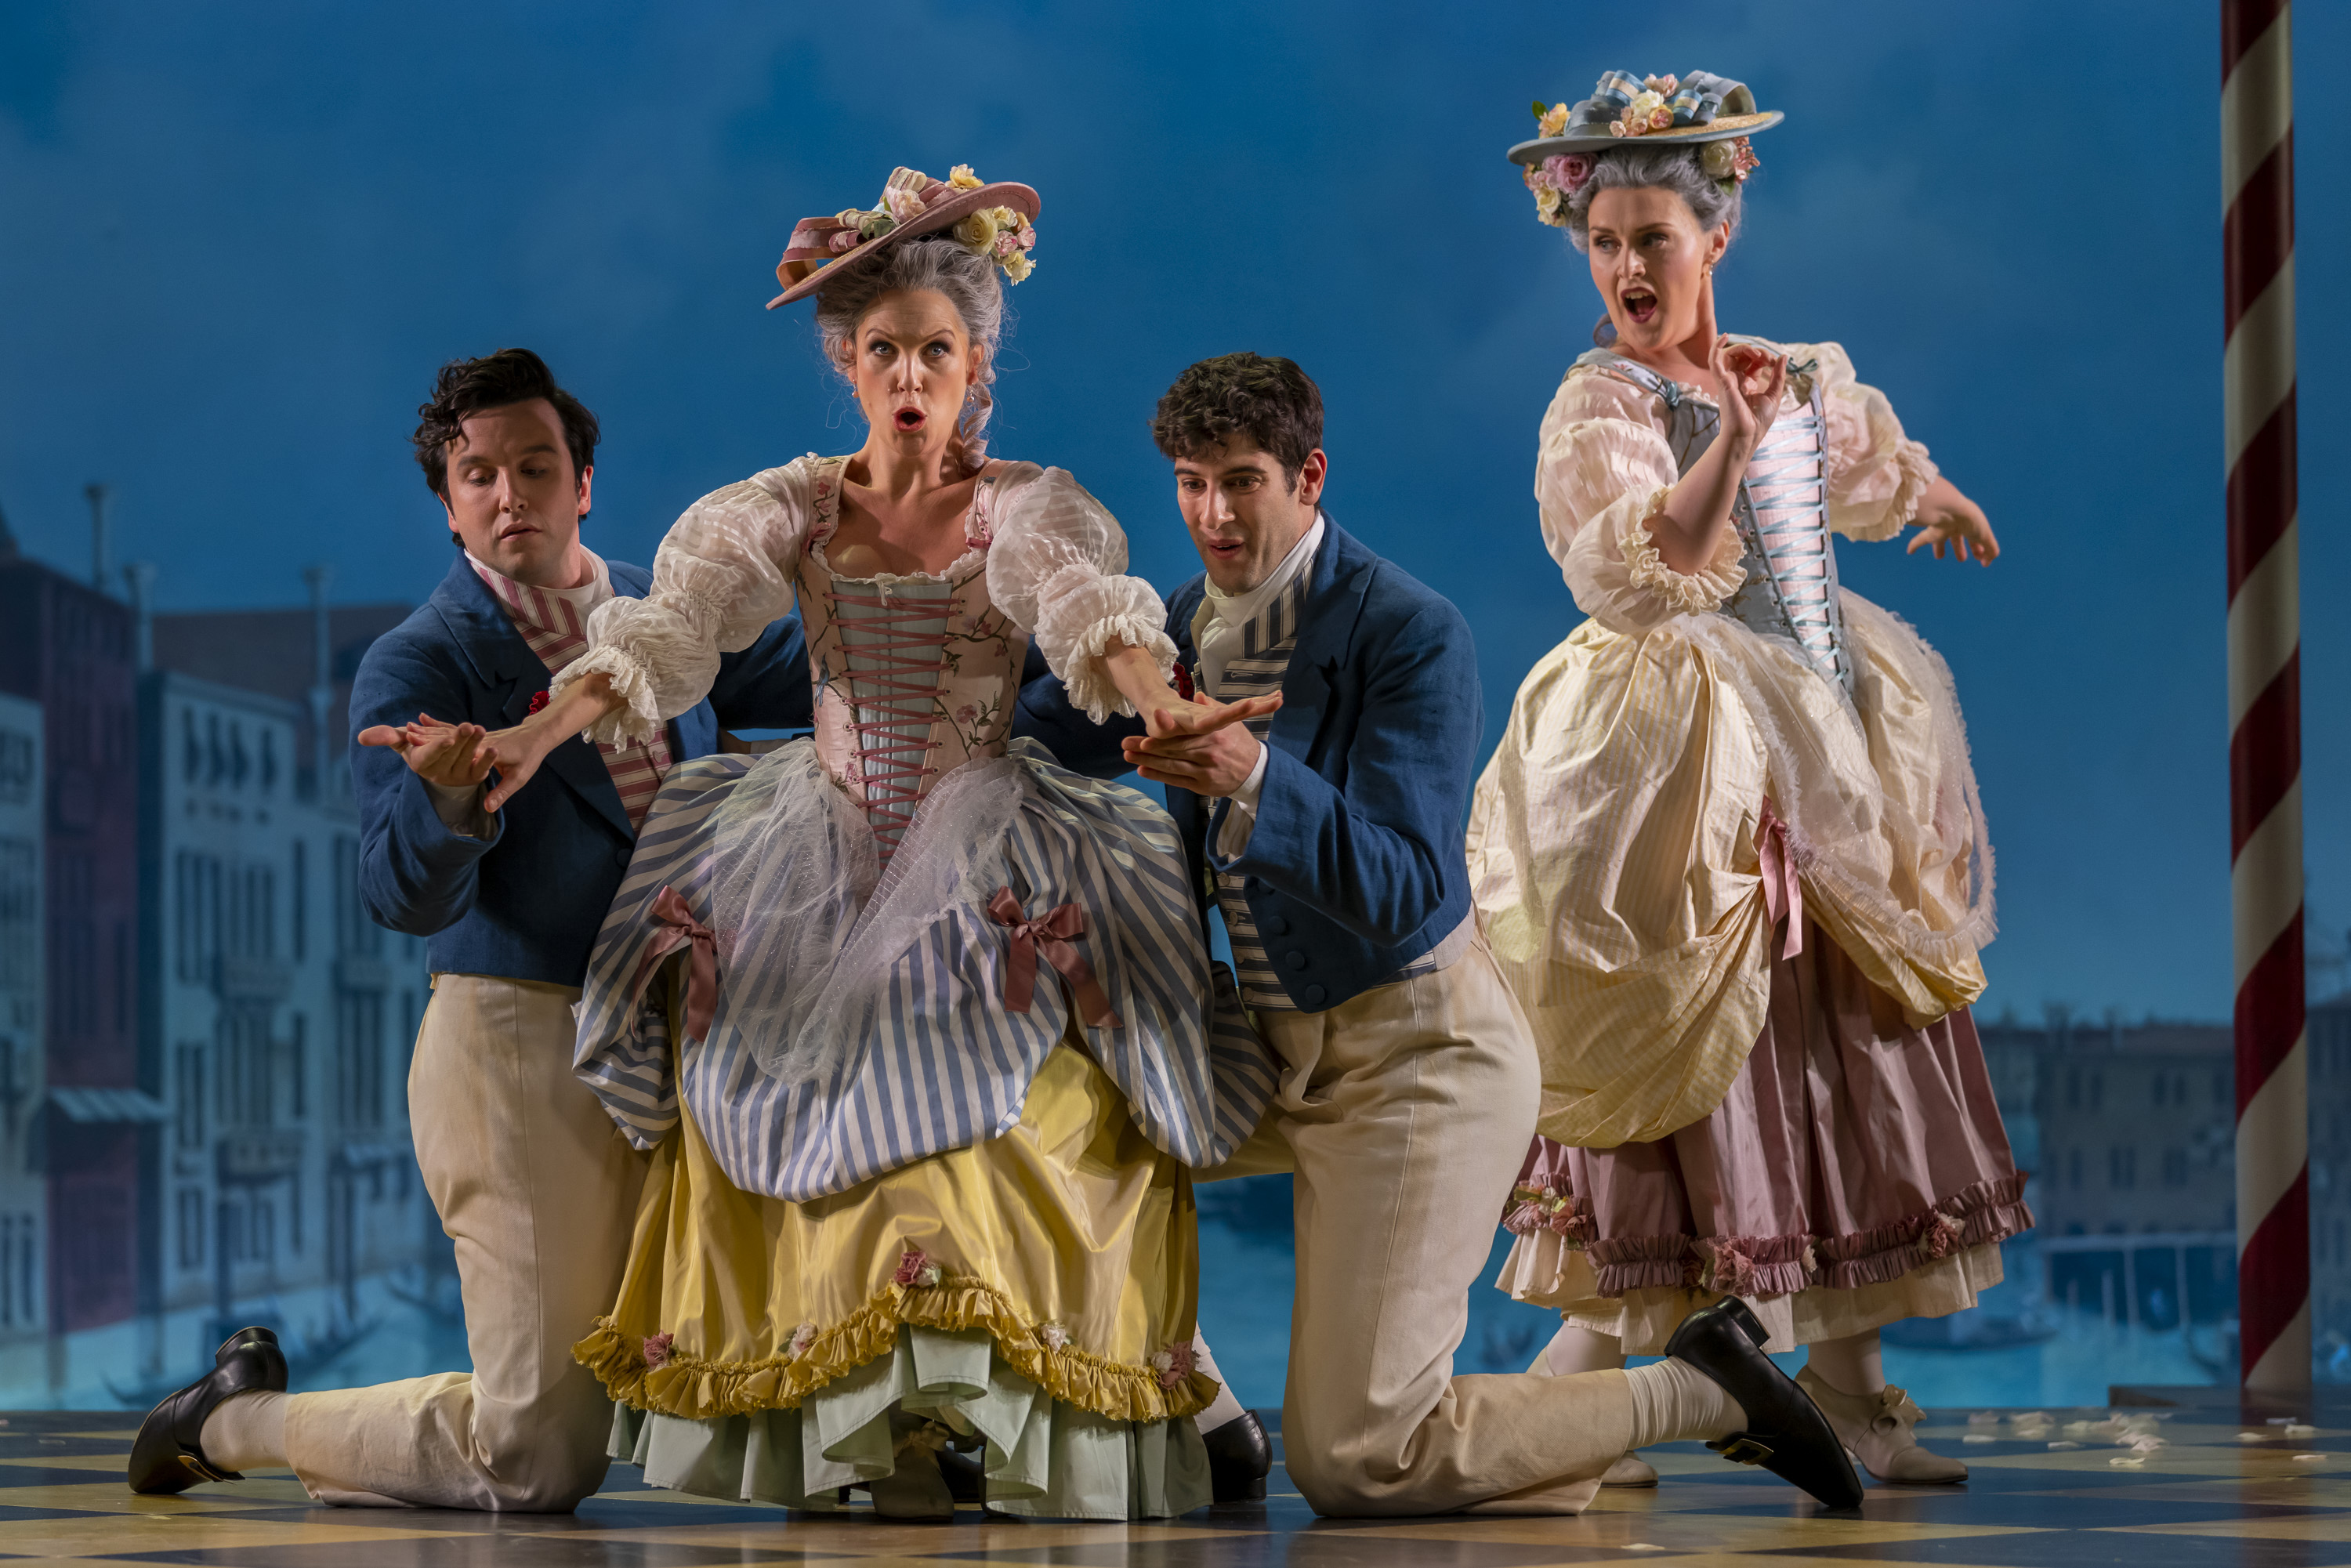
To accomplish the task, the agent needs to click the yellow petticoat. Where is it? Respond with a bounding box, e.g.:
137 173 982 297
574 1038 1215 1425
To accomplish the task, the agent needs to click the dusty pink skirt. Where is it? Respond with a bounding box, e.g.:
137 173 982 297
1496 920 2032 1353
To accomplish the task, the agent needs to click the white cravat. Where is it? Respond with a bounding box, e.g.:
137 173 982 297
1192 513 1324 858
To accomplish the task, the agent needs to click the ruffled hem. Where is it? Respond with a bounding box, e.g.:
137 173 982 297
1812 1171 2031 1288
1496 1174 2033 1313
1617 487 1745 615
1500 1235 2014 1354
552 643 665 746
1047 612 1178 726
576 1272 1218 1426
605 1324 1211 1519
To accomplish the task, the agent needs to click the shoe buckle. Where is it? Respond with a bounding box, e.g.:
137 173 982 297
1708 1433 1777 1466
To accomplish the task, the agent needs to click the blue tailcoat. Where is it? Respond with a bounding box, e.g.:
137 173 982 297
349 556 812 987
1015 519 1482 1012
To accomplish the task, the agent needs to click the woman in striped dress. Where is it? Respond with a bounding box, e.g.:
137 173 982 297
1465 74 2027 1486
477 167 1277 1521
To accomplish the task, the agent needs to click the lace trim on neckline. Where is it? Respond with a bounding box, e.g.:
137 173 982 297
807 454 996 586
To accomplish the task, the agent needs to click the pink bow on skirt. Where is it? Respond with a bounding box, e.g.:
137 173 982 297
644 885 720 1044
987 887 1124 1030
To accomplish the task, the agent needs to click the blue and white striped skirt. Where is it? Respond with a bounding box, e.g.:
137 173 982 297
574 737 1278 1203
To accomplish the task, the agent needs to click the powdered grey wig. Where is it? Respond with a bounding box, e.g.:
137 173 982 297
812 236 1006 468
1563 143 1744 254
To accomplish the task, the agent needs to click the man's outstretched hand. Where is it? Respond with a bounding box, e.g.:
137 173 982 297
1123 690 1280 798
357 713 493 791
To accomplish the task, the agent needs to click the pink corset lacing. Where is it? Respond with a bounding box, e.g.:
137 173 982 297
824 586 962 861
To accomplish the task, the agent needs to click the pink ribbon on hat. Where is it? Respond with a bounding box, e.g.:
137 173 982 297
642 885 720 1044
777 169 965 289
1757 798 1804 963
987 887 1123 1029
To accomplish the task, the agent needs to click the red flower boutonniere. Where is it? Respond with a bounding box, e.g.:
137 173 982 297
527 690 550 715
1172 663 1196 702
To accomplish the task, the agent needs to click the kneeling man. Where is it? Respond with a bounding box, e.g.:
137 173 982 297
1020 353 1860 1517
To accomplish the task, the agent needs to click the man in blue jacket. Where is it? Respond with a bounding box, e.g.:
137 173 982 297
1020 353 1638 1516
129 349 810 1509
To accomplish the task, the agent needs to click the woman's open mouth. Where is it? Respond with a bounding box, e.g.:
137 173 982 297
1621 289 1659 325
893 407 926 432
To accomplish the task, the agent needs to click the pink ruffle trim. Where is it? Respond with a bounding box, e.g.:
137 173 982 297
1512 1172 2035 1302
1809 1172 2034 1291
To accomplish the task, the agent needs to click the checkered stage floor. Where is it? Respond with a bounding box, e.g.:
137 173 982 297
5 1396 2349 1566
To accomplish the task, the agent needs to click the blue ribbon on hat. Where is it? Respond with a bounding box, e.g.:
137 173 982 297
1563 69 1750 135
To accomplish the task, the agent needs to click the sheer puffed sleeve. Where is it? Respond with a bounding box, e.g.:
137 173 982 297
552 458 817 746
1535 369 1745 636
1806 341 1939 542
985 462 1176 725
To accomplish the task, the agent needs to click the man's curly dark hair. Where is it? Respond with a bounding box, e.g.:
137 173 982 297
412 347 600 510
1150 353 1324 489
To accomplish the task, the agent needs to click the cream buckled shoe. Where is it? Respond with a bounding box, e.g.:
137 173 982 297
1795 1366 1966 1484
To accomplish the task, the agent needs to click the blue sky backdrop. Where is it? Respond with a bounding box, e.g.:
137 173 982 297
1 0 2342 1023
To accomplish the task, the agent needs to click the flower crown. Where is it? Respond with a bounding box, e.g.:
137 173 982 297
832 165 1038 284
1522 75 1759 230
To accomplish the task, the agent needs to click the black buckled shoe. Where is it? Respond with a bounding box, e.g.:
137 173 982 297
1663 1298 1864 1511
1203 1409 1272 1503
128 1327 288 1494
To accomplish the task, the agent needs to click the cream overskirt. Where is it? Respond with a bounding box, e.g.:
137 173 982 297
1466 590 1994 1150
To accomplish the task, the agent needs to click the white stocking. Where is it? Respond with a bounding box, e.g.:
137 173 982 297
198 1389 288 1472
1802 1327 1885 1397
1534 1322 1625 1375
1621 1359 1747 1449
1189 1330 1248 1433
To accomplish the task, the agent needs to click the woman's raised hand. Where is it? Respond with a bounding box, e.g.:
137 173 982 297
1712 336 1787 457
1906 477 2001 565
1124 690 1283 798
357 713 493 790
1143 689 1282 739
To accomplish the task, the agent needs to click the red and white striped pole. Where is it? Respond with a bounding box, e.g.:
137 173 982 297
2223 0 2306 1394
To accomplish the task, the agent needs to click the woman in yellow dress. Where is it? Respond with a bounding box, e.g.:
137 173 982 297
481 165 1278 1520
1467 72 2028 1487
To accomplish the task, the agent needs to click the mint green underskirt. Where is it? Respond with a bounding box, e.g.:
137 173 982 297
606 1323 1210 1520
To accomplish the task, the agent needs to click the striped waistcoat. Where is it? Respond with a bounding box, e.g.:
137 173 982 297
471 559 674 831
1203 568 1448 1012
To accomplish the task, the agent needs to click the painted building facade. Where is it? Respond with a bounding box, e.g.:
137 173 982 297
135 668 432 1403
0 691 45 1392
0 548 150 1391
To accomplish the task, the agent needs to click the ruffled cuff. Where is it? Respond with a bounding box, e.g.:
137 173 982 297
1618 487 1746 615
1841 440 1940 543
550 645 664 747
1030 563 1176 724
1053 614 1179 726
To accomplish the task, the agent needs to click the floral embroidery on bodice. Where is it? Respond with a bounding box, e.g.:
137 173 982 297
796 455 1031 858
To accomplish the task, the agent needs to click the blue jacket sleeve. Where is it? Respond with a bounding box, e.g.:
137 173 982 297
348 637 505 937
1011 639 1144 779
1212 602 1480 947
708 614 814 731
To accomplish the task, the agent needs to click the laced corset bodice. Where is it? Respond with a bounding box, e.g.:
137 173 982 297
1575 346 1854 697
796 456 1031 859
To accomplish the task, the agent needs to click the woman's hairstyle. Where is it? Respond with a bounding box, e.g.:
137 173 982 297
412 346 600 502
1563 143 1744 254
1150 353 1324 489
812 236 1006 469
